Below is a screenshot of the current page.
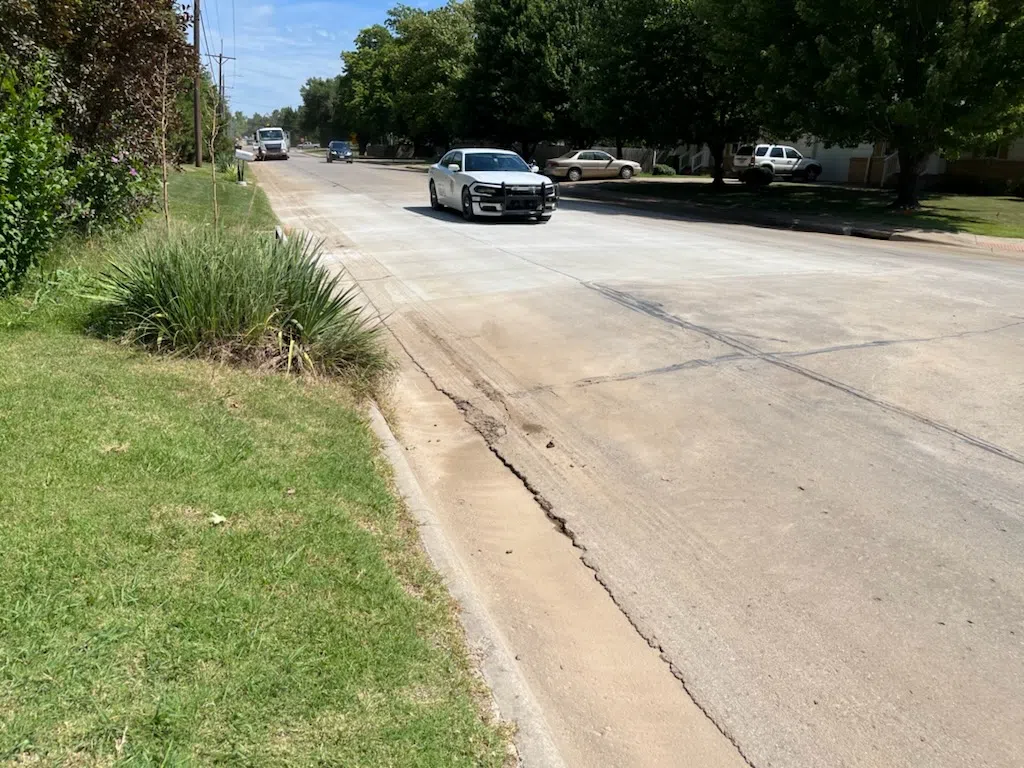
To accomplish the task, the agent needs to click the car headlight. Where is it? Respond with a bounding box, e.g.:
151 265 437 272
471 183 502 197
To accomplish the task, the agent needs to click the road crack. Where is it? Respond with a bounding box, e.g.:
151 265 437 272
588 282 1024 467
390 331 758 768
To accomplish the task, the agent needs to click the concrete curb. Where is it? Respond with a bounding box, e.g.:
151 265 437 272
559 186 1024 252
366 403 567 768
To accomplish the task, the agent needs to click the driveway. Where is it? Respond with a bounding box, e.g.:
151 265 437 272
256 154 1024 768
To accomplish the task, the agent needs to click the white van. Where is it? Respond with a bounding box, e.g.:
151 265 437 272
255 127 289 160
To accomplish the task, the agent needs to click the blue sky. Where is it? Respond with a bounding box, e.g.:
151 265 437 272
199 0 439 115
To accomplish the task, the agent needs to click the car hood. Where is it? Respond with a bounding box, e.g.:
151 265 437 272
461 171 553 185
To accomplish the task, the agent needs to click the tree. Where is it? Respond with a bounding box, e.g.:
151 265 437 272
167 66 231 164
466 0 585 156
713 0 1024 206
387 1 474 151
0 0 193 164
299 77 338 145
342 24 399 146
580 0 757 180
580 0 693 152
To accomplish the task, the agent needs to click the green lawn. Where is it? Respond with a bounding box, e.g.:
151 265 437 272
583 179 1024 239
0 173 508 766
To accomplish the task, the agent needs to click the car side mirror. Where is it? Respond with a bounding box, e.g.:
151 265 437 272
447 163 461 172
529 163 540 173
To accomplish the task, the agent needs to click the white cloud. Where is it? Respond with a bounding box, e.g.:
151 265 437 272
252 3 273 18
315 28 329 38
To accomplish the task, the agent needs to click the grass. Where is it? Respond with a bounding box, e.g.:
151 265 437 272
91 232 392 386
162 167 277 232
580 178 1024 238
0 170 509 766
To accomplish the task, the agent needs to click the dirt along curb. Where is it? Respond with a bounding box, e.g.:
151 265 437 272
559 184 1024 253
366 403 567 768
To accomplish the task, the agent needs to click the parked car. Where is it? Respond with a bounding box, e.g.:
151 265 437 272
428 148 558 222
732 144 822 183
545 150 642 182
326 140 353 163
255 127 288 160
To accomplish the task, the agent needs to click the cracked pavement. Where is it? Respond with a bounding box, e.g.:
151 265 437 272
257 155 1024 768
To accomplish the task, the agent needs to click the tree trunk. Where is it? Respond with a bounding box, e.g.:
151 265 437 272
616 137 623 158
892 148 924 209
521 139 536 161
709 140 726 188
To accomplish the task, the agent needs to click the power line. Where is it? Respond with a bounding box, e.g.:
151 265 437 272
231 0 237 94
209 0 223 49
199 13 217 74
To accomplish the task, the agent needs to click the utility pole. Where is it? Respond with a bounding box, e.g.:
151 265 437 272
213 44 235 124
192 0 201 167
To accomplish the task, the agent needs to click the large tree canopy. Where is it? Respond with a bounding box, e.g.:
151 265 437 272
1 0 193 161
711 0 1024 204
581 0 758 181
466 0 588 156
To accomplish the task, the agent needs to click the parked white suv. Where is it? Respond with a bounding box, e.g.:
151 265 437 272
732 144 822 183
255 127 289 160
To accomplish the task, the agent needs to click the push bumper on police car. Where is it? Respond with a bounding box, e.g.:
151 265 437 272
467 180 558 218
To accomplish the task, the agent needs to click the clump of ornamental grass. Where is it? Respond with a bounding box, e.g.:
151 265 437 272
90 229 392 386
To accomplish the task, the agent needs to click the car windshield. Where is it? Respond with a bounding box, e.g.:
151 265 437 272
465 152 530 172
329 142 350 151
259 130 283 140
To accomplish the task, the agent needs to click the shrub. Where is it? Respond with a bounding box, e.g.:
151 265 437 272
91 231 392 385
1008 178 1024 199
652 163 677 176
68 149 156 231
0 57 73 293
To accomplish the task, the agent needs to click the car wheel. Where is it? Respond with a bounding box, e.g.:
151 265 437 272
461 187 475 221
619 166 634 180
567 167 583 182
805 166 821 182
326 156 332 163
429 180 443 211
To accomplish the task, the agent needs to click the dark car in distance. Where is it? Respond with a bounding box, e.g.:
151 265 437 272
327 141 353 163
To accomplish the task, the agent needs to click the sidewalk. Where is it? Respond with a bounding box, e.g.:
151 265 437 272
560 183 1024 254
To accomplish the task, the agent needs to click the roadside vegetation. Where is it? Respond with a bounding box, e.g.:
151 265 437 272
0 169 508 766
92 231 391 382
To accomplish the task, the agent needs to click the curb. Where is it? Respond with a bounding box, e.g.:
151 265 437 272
366 403 567 768
559 186 1023 251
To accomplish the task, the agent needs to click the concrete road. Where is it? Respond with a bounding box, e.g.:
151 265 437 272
257 154 1024 768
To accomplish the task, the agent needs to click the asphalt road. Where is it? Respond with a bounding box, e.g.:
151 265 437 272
257 154 1024 768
